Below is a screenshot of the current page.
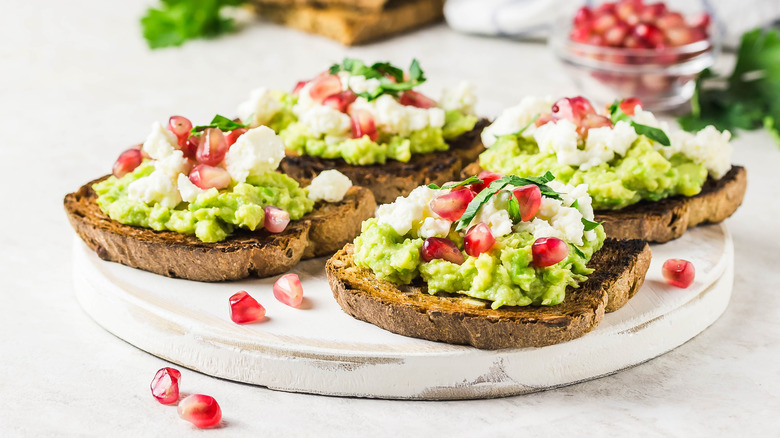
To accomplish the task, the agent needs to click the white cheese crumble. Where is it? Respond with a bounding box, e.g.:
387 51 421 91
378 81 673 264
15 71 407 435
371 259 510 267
581 120 638 170
481 96 555 147
296 105 351 137
468 196 514 237
533 119 584 167
350 94 446 137
668 126 733 179
224 126 285 183
513 180 595 247
128 170 181 209
177 173 204 203
306 169 352 203
237 87 283 127
419 217 452 239
440 81 477 116
338 72 382 95
154 150 188 177
142 122 178 160
375 185 441 236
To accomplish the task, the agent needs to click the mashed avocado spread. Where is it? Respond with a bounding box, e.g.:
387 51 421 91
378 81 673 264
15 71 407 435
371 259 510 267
352 176 606 309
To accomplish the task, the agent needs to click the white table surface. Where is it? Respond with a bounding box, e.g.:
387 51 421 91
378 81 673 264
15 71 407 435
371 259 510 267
2 1 779 436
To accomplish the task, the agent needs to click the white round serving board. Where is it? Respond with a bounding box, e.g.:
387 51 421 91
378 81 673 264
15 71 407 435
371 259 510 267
72 223 733 400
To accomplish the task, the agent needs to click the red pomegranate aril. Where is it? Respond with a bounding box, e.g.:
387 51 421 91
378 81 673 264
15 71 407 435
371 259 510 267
273 273 303 308
535 112 552 127
573 6 592 25
665 26 696 46
113 148 144 178
471 170 504 193
592 13 618 34
421 237 465 265
615 0 641 23
688 13 710 30
464 223 495 257
308 74 342 103
399 90 437 109
292 80 307 95
633 23 665 47
225 128 247 147
532 237 569 267
177 394 222 429
640 3 668 22
263 205 290 233
229 291 266 324
619 97 643 115
181 135 199 159
196 128 229 166
655 12 685 31
150 367 181 405
551 96 596 125
189 164 231 190
662 258 695 288
350 109 378 141
322 90 357 113
511 184 542 221
168 116 192 141
429 189 476 221
580 113 613 135
570 27 591 43
604 22 631 46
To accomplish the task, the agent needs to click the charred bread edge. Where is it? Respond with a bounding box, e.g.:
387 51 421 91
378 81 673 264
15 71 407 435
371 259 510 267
64 177 376 282
326 239 651 349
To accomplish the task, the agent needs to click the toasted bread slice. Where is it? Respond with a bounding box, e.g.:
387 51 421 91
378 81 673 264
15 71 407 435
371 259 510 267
326 239 651 349
253 0 390 11
281 119 488 204
252 0 445 46
462 162 747 243
64 177 376 282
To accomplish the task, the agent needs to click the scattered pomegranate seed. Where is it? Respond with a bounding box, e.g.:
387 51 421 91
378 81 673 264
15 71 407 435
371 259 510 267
292 80 307 95
273 273 303 308
229 291 266 324
177 394 222 429
168 116 192 142
464 223 495 257
471 171 504 193
350 109 378 141
399 90 437 109
429 189 476 221
322 90 357 113
511 185 542 221
196 128 229 166
308 74 342 103
662 258 695 288
263 206 290 233
189 164 231 190
619 97 643 115
112 148 144 178
531 237 569 267
150 367 181 405
225 128 247 147
420 237 465 265
181 135 199 159
580 113 613 135
551 96 597 126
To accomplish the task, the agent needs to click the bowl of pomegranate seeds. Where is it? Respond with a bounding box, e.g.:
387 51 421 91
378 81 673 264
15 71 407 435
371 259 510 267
550 0 719 111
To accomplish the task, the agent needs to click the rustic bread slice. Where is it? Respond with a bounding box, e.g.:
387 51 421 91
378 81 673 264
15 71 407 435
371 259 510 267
461 162 747 243
64 177 376 282
326 239 651 349
252 0 390 11
281 119 489 204
251 0 445 46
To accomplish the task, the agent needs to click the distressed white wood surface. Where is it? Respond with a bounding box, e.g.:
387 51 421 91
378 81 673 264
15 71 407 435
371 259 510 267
72 223 733 400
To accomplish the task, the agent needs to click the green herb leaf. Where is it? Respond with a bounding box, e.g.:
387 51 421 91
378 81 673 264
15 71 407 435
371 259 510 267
191 114 248 133
571 199 579 209
141 0 245 49
427 175 482 190
329 57 427 101
610 99 671 146
581 217 602 231
507 196 521 222
573 246 587 259
501 114 540 138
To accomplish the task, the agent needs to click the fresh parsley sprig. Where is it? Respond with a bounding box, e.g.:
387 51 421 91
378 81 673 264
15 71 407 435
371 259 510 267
609 100 671 146
328 58 427 101
427 175 482 190
141 0 246 49
191 114 248 133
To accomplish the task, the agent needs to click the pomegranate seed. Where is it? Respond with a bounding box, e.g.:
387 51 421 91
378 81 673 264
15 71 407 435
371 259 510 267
655 12 685 30
662 259 695 288
570 26 591 43
640 3 668 22
273 273 303 308
322 90 357 113
535 112 552 127
168 116 192 141
429 189 476 221
225 128 247 147
189 164 231 190
619 97 643 115
511 184 542 221
229 291 266 324
603 21 631 46
531 237 569 267
181 135 199 159
595 2 616 15
421 237 465 265
688 13 710 31
292 80 307 95
551 96 596 125
615 0 641 24
399 90 437 109
471 171 504 193
112 148 144 178
177 394 222 429
308 74 342 103
573 6 593 25
464 223 495 257
263 205 290 233
350 109 378 141
633 23 665 47
580 114 613 136
150 367 181 405
665 26 695 46
592 13 618 34
196 128 229 166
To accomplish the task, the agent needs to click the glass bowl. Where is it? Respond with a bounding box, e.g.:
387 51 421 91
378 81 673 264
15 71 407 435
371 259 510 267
549 7 720 112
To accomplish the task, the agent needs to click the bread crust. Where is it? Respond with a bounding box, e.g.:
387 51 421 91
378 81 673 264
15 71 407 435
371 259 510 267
281 119 489 204
326 239 651 349
64 177 376 282
461 162 747 243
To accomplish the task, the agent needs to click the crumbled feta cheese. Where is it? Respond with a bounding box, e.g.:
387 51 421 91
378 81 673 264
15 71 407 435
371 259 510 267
514 196 587 246
224 126 285 183
376 186 440 236
440 81 477 116
142 122 178 160
350 94 445 137
581 121 638 170
128 170 181 209
296 105 351 137
419 217 452 239
306 169 353 203
177 173 204 203
534 119 585 166
154 150 188 177
338 72 382 95
668 126 733 179
237 87 283 127
469 196 514 237
481 96 554 147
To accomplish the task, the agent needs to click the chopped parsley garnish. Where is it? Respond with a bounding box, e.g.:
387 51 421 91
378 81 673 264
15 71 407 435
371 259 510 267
581 218 602 231
191 114 248 133
141 0 246 49
608 100 671 146
427 175 482 190
328 58 426 101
